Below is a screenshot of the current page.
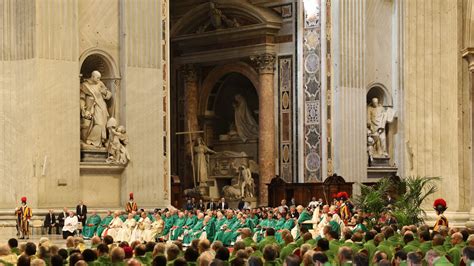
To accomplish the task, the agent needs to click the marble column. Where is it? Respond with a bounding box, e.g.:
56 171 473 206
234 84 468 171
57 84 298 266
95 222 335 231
182 64 200 157
251 53 276 206
463 48 474 215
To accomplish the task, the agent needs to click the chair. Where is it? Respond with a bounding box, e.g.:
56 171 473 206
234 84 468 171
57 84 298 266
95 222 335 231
30 220 44 235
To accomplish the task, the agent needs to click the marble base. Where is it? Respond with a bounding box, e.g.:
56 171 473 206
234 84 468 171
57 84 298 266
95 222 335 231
367 166 398 179
368 157 398 179
80 162 125 174
370 157 391 167
81 149 108 163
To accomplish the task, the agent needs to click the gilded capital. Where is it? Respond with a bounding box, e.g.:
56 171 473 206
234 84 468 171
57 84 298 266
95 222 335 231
181 64 198 83
250 53 276 74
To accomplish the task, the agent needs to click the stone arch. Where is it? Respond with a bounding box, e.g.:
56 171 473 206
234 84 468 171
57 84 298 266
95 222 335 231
366 82 393 107
199 62 259 116
79 49 119 79
171 0 282 37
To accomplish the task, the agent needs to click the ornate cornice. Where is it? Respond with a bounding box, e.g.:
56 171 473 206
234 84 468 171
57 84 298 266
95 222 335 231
250 53 276 74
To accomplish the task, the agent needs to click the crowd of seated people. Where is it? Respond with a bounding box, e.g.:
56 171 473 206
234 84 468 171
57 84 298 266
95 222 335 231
2 223 474 265
21 195 474 265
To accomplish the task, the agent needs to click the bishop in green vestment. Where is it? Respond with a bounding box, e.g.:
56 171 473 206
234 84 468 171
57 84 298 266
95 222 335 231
183 213 204 244
97 211 113 237
170 211 187 240
82 211 101 239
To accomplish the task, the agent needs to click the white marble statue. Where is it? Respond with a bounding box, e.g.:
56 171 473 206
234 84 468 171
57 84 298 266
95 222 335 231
194 137 216 185
239 165 255 198
80 71 113 149
367 97 396 158
106 117 130 165
233 94 259 142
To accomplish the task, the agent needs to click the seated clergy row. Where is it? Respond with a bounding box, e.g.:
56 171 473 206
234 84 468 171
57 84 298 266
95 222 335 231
82 210 164 243
80 206 315 248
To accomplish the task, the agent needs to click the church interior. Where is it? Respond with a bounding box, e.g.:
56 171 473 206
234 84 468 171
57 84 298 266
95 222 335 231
2 0 474 238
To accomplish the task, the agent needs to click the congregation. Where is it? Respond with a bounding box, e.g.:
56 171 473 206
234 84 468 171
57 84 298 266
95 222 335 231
2 193 471 265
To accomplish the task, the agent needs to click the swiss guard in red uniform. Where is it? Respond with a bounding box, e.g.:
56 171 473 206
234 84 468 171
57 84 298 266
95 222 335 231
433 198 448 232
16 197 32 239
337 192 352 223
125 192 138 213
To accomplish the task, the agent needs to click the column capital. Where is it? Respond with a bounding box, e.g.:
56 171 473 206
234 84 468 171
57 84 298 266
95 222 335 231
250 53 276 74
462 48 474 73
180 64 198 82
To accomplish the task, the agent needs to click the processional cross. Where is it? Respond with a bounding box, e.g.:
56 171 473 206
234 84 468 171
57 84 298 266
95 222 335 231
175 120 204 188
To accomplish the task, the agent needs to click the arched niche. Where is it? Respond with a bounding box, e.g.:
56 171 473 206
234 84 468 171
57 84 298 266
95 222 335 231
210 72 259 136
79 50 120 120
366 83 393 107
199 62 259 116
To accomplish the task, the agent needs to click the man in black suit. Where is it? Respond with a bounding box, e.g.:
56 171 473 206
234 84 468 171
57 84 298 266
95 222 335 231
219 197 228 210
58 207 68 235
207 199 216 211
43 209 58 234
196 199 206 211
76 200 87 229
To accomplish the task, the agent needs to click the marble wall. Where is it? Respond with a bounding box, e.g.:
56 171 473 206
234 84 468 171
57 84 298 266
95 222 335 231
331 0 472 213
331 0 368 186
331 0 404 187
403 0 471 212
0 0 170 208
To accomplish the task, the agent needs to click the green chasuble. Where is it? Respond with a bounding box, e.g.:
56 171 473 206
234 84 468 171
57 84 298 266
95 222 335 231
328 220 341 236
352 223 368 233
83 214 101 238
298 210 312 223
213 217 237 244
96 215 113 237
119 214 127 222
170 216 187 240
200 219 216 241
258 236 279 251
433 256 454 266
162 215 175 236
242 236 256 247
376 241 394 260
419 241 432 255
279 242 297 261
363 239 376 259
274 218 286 243
447 243 465 266
183 218 204 244
298 211 312 230
214 217 227 231
148 213 156 222
219 219 244 246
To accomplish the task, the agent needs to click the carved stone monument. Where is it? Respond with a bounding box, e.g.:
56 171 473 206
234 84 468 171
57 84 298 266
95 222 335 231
105 118 130 165
233 94 259 142
80 71 112 150
194 137 216 185
367 97 398 178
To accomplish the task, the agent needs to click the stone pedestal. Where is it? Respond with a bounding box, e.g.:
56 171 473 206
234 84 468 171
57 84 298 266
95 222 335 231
81 149 108 162
251 53 276 206
368 157 397 179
